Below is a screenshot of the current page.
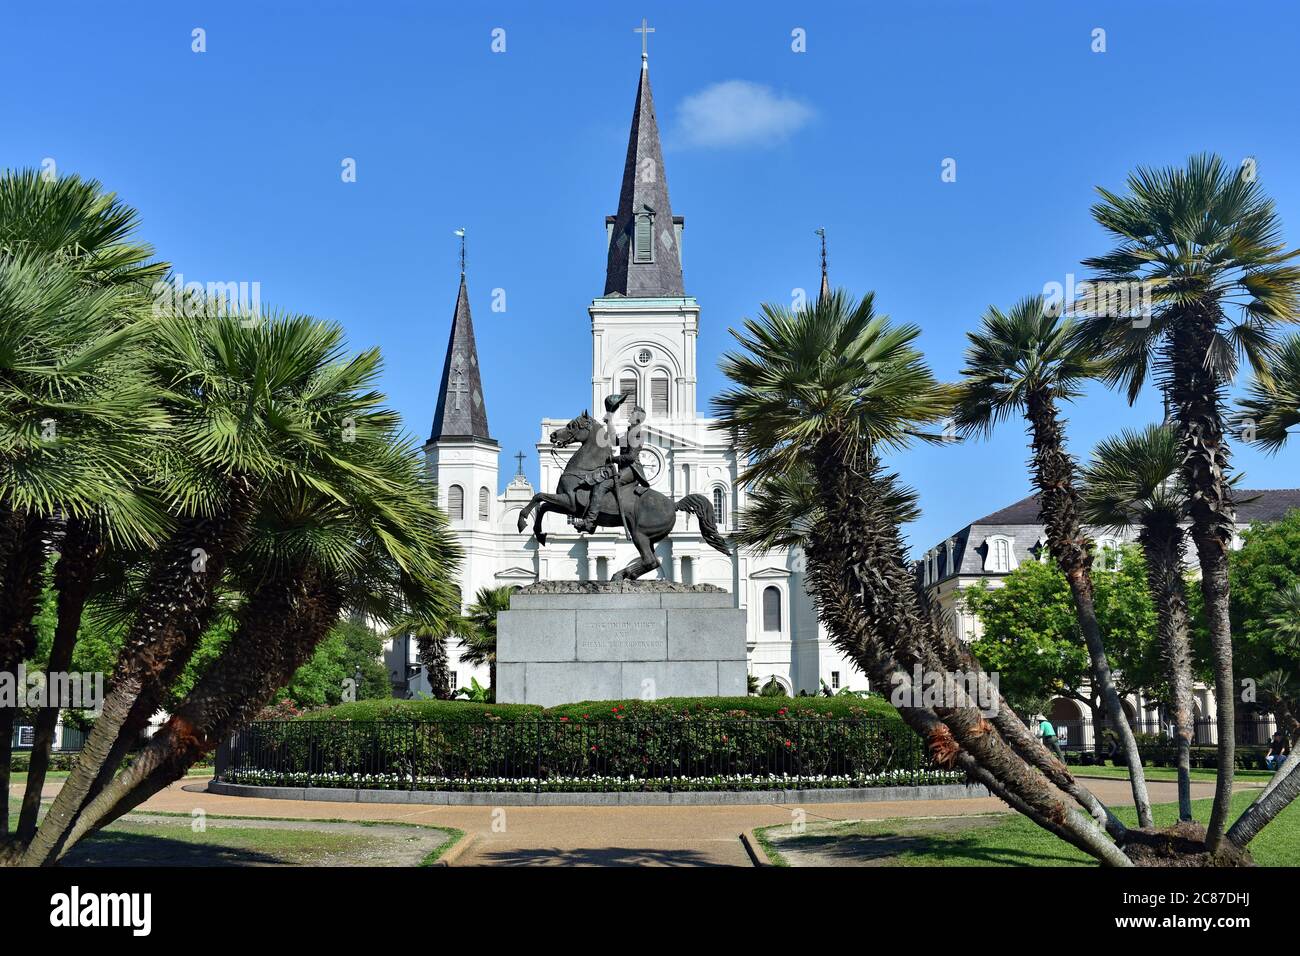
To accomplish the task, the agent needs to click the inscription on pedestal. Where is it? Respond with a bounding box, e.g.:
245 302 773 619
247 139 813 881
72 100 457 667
575 609 667 661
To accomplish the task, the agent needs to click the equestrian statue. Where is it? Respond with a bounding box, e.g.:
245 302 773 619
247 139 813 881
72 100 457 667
516 392 730 581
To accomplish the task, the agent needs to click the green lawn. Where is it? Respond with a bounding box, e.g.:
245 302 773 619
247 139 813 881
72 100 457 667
6 808 463 867
1074 765 1275 783
8 767 213 786
757 789 1299 867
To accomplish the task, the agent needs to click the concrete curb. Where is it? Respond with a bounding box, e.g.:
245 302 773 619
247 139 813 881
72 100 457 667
206 780 989 807
433 832 477 867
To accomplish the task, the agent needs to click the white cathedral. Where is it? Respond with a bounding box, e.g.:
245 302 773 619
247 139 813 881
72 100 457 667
387 54 866 700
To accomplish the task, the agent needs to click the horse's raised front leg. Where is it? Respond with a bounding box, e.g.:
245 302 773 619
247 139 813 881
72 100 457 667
517 493 544 533
532 502 552 547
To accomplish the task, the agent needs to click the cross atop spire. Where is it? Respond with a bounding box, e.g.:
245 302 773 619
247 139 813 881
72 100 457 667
634 17 654 65
454 227 466 276
603 52 685 298
514 450 526 476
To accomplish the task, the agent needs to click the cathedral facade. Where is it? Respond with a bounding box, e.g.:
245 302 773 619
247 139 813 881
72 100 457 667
392 56 865 700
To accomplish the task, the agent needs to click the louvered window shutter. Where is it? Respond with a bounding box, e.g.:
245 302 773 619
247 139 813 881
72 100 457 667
651 376 669 415
634 215 653 263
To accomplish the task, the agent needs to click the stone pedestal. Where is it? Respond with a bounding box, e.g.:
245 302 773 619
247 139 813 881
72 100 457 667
496 583 747 706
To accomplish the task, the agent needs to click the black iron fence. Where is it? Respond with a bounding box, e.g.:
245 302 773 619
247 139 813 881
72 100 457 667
9 723 87 752
1048 716 1278 752
222 717 959 792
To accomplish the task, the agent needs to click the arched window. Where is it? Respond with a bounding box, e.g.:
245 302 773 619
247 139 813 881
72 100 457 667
983 535 1017 573
447 484 464 520
596 556 609 582
712 486 726 527
650 372 670 416
994 538 1011 571
762 586 782 632
681 464 690 494
680 556 694 585
619 373 638 416
1095 538 1123 571
478 486 490 521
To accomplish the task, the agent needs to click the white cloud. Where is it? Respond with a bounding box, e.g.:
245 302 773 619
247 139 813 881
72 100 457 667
673 80 815 149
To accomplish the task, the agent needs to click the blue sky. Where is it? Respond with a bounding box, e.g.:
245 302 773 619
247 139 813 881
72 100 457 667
4 1 1297 556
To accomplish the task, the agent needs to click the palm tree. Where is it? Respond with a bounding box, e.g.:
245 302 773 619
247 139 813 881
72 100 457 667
20 305 406 865
52 433 461 854
1078 154 1300 850
1235 332 1300 453
0 253 163 838
1081 423 1196 820
715 290 1132 866
0 169 167 839
450 585 515 694
952 295 1153 827
1267 584 1300 648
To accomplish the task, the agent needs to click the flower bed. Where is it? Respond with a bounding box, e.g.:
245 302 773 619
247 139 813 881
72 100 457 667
222 768 967 793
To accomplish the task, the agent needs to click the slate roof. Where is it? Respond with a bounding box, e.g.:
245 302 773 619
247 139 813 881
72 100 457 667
971 490 1300 527
429 274 493 443
603 60 685 298
926 488 1300 585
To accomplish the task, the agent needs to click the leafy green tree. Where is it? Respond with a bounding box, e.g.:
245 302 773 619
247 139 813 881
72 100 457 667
964 548 1160 744
1228 509 1300 738
283 618 391 708
1078 154 1300 850
952 295 1152 824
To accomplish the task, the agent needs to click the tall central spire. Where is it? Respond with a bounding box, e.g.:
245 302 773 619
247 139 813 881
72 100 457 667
604 55 685 298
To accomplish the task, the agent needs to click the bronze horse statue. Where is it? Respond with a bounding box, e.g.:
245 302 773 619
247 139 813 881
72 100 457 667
516 409 730 581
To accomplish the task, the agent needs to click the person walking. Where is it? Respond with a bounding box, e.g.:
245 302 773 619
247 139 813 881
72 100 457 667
1039 715 1065 760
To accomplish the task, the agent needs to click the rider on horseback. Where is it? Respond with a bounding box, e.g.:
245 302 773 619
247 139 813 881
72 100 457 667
574 392 650 533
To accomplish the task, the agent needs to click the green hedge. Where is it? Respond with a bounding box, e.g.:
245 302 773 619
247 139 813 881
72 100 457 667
231 696 927 789
1066 745 1270 770
302 695 901 724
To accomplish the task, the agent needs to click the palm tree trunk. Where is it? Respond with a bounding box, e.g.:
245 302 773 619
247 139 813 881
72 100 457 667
1137 516 1195 821
1025 389 1153 827
920 594 1126 838
0 708 13 839
20 487 257 867
1169 316 1237 852
805 442 1130 865
1225 756 1300 850
16 518 104 841
0 510 48 835
60 569 343 852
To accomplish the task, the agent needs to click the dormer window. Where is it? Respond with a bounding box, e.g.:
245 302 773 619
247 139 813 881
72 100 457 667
634 207 655 263
983 535 1018 573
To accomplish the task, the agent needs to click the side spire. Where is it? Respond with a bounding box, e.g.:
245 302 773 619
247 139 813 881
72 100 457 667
604 34 685 298
430 239 492 443
816 228 830 302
